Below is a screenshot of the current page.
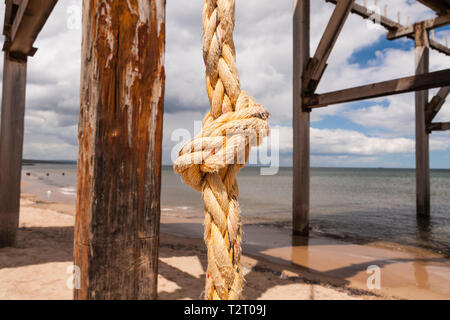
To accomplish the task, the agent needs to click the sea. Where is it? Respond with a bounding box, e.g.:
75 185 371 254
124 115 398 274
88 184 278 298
21 164 450 256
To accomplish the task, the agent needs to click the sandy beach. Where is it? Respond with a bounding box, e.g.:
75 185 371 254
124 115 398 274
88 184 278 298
0 0 449 305
1 188 449 300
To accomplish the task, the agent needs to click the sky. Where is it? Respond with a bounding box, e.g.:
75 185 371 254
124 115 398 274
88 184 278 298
0 0 449 168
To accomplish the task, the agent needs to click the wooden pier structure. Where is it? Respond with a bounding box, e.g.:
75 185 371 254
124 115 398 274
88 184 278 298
73 0 165 300
293 0 450 235
0 0 57 247
0 0 166 300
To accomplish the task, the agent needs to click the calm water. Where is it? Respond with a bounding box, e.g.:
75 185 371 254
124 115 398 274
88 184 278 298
22 165 450 256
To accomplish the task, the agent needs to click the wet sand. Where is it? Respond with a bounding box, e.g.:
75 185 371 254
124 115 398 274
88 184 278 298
1 187 449 300
162 216 450 300
0 196 374 300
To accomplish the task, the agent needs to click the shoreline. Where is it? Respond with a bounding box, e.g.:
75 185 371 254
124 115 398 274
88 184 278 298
21 188 449 261
160 215 450 300
0 194 380 300
20 169 450 258
1 189 449 300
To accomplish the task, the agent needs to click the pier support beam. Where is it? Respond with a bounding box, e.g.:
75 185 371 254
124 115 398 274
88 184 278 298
415 22 430 217
293 0 310 236
74 0 166 300
0 52 27 247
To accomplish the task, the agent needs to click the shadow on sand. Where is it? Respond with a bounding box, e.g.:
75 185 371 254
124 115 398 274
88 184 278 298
1 220 448 300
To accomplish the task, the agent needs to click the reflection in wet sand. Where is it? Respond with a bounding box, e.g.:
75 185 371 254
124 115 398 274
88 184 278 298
291 235 310 272
413 260 430 290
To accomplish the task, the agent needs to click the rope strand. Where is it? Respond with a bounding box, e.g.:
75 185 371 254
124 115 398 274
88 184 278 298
174 0 270 300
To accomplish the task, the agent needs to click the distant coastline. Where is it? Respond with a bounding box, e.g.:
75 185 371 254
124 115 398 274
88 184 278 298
22 159 77 166
20 163 450 256
21 160 450 171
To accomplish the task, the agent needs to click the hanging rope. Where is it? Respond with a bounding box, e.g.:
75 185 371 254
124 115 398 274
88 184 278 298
173 0 270 300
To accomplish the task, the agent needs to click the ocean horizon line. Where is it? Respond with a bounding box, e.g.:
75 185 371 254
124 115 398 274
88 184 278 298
22 159 450 171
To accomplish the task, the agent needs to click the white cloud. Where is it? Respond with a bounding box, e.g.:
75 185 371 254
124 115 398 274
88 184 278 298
269 125 450 159
339 47 450 137
0 0 448 166
311 128 414 155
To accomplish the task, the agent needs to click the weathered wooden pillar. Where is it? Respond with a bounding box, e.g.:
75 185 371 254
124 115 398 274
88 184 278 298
293 0 310 236
0 52 27 247
74 0 166 300
414 22 430 217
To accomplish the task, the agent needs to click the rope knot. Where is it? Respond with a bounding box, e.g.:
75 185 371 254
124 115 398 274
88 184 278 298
174 91 270 191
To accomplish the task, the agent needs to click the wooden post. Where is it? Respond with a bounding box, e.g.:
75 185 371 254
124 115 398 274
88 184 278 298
414 22 430 217
293 0 310 236
74 0 166 300
0 52 27 247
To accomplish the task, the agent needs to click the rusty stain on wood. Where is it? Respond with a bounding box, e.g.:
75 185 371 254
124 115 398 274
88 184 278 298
74 0 166 300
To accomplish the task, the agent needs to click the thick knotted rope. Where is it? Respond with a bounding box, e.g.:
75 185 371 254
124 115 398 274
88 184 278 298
173 0 270 300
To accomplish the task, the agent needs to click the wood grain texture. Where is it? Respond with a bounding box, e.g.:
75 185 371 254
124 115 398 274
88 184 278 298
74 0 166 300
0 53 27 247
326 0 450 56
326 0 402 31
429 122 450 131
426 86 450 124
303 68 450 108
293 0 310 236
387 14 450 40
428 39 450 56
417 0 450 16
7 0 57 56
415 23 430 217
